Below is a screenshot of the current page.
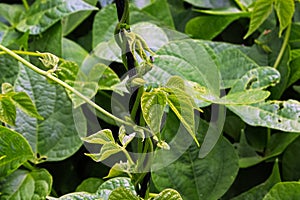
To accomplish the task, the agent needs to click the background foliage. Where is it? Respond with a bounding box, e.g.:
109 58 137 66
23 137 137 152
0 0 300 199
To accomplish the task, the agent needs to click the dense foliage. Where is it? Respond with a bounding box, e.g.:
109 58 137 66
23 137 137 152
0 0 300 199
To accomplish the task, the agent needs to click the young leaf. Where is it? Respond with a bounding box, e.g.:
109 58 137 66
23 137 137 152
153 188 183 200
16 0 98 34
11 92 44 120
141 90 167 135
82 129 115 144
108 187 139 200
0 97 16 125
104 162 131 179
263 182 300 199
228 100 300 132
0 126 34 177
0 169 52 199
274 0 295 36
217 90 270 105
166 90 199 146
57 61 79 82
96 177 136 200
1 82 14 94
85 142 122 162
244 0 274 39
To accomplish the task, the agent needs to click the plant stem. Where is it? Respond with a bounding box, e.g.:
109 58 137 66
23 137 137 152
0 50 65 62
22 0 29 11
273 24 292 69
23 161 35 171
0 44 128 126
130 87 144 121
234 0 247 11
122 148 135 165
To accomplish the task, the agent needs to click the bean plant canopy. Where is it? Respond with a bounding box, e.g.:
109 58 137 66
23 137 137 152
0 0 300 199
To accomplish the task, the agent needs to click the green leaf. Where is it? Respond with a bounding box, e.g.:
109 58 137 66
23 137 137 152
1 82 14 94
194 7 250 16
48 192 101 200
0 96 16 125
227 100 300 132
62 38 88 67
11 92 43 120
0 169 52 199
104 162 131 179
218 90 270 105
288 57 300 87
232 161 281 200
0 3 24 26
57 61 79 82
183 0 234 8
76 178 104 193
153 188 183 200
282 137 300 181
166 90 199 146
263 182 300 200
274 0 295 36
185 15 240 40
0 126 34 177
152 137 239 200
16 0 98 34
108 187 139 200
244 0 274 39
85 142 122 162
141 90 167 135
146 39 220 101
229 67 280 93
62 0 98 36
239 132 299 168
14 65 83 161
82 129 115 144
142 0 175 28
0 55 19 86
96 177 136 200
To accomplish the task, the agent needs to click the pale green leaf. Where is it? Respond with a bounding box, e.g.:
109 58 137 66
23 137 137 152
0 126 34 177
48 192 102 200
118 132 136 147
108 187 139 200
0 169 52 199
62 38 88 67
14 65 83 161
85 143 122 162
11 92 43 120
16 0 98 34
274 0 295 36
263 182 300 200
183 0 234 8
97 177 136 200
76 178 104 193
228 100 300 132
141 90 167 135
82 129 115 144
0 3 25 26
104 162 130 179
153 188 183 200
218 90 270 105
152 137 239 200
57 61 79 82
244 0 274 39
1 82 14 94
0 97 16 126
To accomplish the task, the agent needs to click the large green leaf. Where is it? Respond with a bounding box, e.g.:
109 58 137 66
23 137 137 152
0 3 24 26
185 15 240 40
0 55 19 86
14 65 83 161
228 100 300 132
232 161 281 199
141 90 167 135
16 0 98 34
0 169 52 199
146 39 220 101
48 192 101 200
62 38 88 67
152 137 239 200
274 0 295 36
263 182 300 200
244 0 274 39
0 126 34 177
96 177 136 200
0 97 16 126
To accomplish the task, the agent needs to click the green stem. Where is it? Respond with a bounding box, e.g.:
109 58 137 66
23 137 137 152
130 87 144 121
0 50 65 62
234 0 247 11
273 24 292 69
0 44 129 126
22 0 29 11
122 148 135 165
23 161 35 171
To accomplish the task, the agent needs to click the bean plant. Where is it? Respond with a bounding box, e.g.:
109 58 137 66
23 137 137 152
0 0 300 199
